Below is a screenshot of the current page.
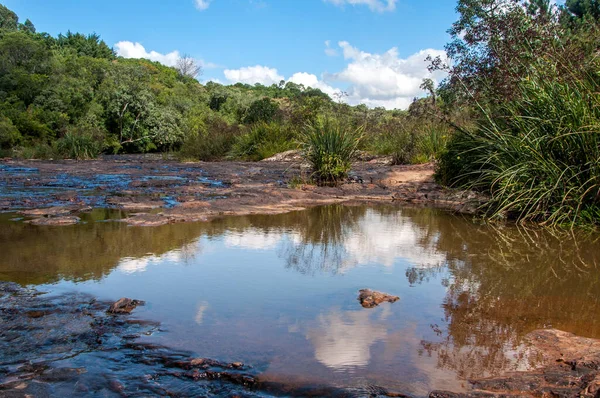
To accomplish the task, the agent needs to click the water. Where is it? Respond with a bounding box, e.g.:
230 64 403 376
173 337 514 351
1 205 599 396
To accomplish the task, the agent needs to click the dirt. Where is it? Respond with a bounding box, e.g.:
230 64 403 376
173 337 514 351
0 156 484 227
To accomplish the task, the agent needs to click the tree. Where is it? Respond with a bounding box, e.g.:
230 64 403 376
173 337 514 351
20 19 36 33
565 0 600 20
56 31 115 59
176 54 202 78
0 4 18 30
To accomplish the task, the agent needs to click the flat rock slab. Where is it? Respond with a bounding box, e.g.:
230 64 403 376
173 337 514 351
25 216 81 226
358 289 399 308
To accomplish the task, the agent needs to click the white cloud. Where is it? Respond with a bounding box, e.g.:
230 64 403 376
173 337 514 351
115 41 216 73
324 0 397 13
220 41 446 110
324 40 338 57
195 0 211 11
288 72 340 98
223 65 285 86
326 41 448 108
115 41 181 67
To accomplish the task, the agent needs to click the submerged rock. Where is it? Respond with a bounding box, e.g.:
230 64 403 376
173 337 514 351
107 298 145 314
358 289 399 308
431 329 600 397
25 216 81 226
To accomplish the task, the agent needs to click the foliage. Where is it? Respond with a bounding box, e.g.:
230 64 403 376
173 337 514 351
243 97 280 124
0 2 448 165
55 131 101 159
230 122 297 161
178 116 243 161
301 118 363 185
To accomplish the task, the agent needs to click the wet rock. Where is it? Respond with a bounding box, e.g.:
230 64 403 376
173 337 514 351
25 216 81 226
107 298 144 314
19 206 73 217
38 367 86 382
358 289 399 308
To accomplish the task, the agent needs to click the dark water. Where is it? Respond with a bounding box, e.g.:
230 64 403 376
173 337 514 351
1 206 600 396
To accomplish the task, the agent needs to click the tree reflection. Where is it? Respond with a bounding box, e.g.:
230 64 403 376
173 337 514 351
407 216 600 379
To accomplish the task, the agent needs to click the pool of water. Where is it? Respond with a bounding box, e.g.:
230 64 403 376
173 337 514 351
1 205 599 396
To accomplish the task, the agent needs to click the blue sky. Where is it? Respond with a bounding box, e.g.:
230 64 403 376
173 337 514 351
3 0 459 109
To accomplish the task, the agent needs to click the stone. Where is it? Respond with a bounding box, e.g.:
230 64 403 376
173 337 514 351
107 298 144 314
357 289 399 308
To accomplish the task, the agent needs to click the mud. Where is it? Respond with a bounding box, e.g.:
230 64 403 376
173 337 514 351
0 156 483 227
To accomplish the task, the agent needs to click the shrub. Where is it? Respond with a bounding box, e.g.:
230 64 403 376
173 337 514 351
55 131 101 159
436 64 600 227
179 117 243 161
243 98 280 124
301 117 363 185
0 116 21 149
229 122 297 161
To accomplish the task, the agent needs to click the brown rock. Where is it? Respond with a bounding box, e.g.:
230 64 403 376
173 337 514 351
25 216 81 226
358 289 399 308
107 298 144 314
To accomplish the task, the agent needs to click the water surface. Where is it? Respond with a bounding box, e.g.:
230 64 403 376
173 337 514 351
1 205 599 396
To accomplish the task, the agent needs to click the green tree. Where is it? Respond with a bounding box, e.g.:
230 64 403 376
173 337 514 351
0 4 18 30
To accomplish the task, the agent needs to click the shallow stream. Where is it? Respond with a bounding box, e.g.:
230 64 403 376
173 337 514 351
1 205 600 396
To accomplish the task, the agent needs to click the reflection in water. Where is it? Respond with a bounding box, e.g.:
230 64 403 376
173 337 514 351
1 205 600 394
308 307 391 369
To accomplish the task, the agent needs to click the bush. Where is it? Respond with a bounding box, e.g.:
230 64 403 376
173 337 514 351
436 64 600 227
301 117 363 185
229 122 297 161
243 98 280 124
55 131 101 159
179 117 242 161
0 116 21 149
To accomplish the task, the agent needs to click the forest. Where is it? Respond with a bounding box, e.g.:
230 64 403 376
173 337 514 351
1 0 599 226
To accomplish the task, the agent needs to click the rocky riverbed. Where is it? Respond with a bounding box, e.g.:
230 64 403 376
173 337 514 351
0 156 482 227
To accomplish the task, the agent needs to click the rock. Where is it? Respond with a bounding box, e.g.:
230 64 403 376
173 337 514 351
357 289 399 308
107 298 144 314
261 150 303 162
25 216 81 226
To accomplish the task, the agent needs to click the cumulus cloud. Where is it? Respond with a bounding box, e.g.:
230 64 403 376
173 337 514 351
115 41 180 67
221 41 446 110
288 72 340 97
114 41 216 73
223 65 284 86
195 0 211 11
326 41 448 108
324 0 397 13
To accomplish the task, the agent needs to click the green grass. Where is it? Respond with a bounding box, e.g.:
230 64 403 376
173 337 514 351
55 132 101 160
229 122 298 161
436 65 600 228
301 117 363 185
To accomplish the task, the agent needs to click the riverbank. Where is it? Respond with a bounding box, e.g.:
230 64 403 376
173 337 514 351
0 156 483 227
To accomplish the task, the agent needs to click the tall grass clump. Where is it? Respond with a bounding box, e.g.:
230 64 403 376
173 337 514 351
301 117 363 185
55 132 101 160
437 63 600 227
229 122 297 161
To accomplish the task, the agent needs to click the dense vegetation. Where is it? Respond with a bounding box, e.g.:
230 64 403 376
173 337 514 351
0 3 444 168
433 0 600 227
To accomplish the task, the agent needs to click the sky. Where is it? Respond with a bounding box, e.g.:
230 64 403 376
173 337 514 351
3 0 460 109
